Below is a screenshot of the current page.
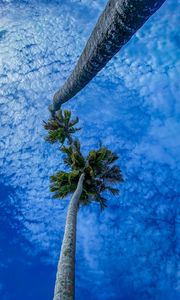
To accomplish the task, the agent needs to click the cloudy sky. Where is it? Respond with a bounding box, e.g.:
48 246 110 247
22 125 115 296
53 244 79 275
0 0 179 299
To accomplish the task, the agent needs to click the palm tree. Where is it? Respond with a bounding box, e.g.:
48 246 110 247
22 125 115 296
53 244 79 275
49 0 166 114
44 111 123 300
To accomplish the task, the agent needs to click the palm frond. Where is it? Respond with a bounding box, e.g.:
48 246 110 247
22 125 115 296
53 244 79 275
101 165 124 183
63 110 71 126
96 195 108 211
69 117 79 127
45 128 66 144
69 127 81 134
105 186 119 195
43 119 59 131
50 170 79 199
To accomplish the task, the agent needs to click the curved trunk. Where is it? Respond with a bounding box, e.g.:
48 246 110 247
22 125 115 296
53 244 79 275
50 0 166 113
53 173 85 300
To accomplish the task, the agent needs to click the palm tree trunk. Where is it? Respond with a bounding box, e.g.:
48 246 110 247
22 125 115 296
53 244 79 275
50 0 166 114
53 173 85 300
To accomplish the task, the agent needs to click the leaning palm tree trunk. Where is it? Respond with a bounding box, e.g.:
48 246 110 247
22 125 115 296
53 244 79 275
53 173 85 300
50 0 166 113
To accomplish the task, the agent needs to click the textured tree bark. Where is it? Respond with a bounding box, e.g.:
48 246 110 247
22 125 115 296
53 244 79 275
49 0 166 114
53 173 85 300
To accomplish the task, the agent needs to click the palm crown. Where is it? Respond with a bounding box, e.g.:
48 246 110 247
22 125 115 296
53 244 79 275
43 110 80 145
45 110 123 209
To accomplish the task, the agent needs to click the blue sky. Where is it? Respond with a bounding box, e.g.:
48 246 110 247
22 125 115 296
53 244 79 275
0 0 179 299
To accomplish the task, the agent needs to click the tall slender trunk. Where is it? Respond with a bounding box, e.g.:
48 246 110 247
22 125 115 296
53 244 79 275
53 173 85 300
50 0 166 114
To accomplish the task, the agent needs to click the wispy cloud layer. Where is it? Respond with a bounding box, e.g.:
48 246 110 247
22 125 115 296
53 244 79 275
0 0 179 299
